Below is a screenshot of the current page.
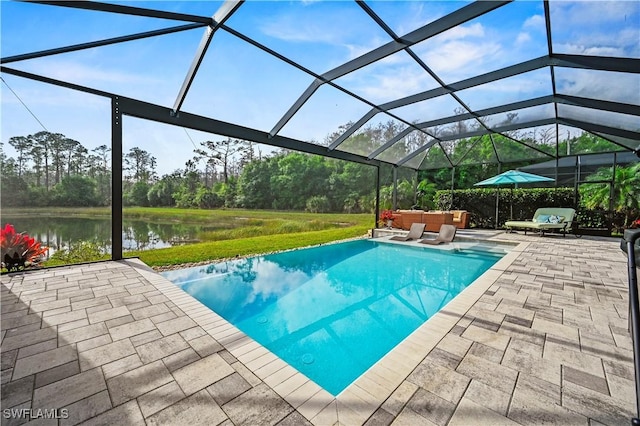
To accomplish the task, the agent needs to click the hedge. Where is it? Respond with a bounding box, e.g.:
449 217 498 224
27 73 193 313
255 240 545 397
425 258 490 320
434 187 575 228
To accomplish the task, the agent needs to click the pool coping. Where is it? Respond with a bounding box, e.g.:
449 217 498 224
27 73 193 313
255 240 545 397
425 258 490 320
136 237 529 425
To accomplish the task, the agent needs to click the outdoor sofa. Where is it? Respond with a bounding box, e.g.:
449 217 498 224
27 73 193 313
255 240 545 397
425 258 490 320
450 210 470 229
391 210 469 232
504 207 576 236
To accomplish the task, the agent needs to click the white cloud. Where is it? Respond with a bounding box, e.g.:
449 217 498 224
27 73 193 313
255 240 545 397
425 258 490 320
352 68 437 105
261 18 339 44
516 32 532 45
556 43 625 57
422 40 502 75
523 14 545 31
438 22 485 42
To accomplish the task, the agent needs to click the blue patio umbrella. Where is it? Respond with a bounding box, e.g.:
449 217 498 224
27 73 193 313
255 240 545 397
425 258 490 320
474 170 554 228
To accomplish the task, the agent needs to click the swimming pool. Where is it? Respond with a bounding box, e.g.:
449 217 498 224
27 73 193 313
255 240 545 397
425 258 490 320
161 239 505 395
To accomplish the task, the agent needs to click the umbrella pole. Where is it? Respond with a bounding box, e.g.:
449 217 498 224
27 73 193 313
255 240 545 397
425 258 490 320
510 187 514 220
495 188 499 230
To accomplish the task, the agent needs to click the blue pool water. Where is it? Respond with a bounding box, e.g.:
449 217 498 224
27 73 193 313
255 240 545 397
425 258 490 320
161 239 504 395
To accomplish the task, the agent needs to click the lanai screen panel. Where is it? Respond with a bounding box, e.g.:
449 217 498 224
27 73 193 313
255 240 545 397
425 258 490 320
333 50 441 105
222 0 394 75
278 83 373 145
557 124 628 156
335 114 407 158
555 68 640 106
364 1 463 36
1 0 639 173
389 94 466 127
454 68 553 112
3 13 204 106
412 1 548 83
373 129 434 165
180 30 317 133
549 1 640 59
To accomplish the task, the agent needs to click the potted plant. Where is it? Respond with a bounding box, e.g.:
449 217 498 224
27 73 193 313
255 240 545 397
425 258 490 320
379 209 395 229
1 224 48 272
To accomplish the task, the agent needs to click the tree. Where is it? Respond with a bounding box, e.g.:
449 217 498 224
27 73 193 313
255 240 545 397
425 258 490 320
91 145 111 204
48 132 68 186
125 147 156 183
0 175 30 206
7 136 31 178
194 138 250 184
63 138 83 177
194 186 223 208
270 153 331 210
30 131 52 190
173 160 201 208
52 175 98 206
236 157 276 209
126 181 151 206
416 179 438 210
580 163 640 228
148 172 181 207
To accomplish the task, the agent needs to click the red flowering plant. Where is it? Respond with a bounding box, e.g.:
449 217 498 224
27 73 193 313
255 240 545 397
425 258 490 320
631 218 640 229
378 209 395 228
1 224 48 272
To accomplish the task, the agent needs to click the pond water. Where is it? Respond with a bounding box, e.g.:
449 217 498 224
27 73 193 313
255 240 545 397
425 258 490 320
1 215 218 257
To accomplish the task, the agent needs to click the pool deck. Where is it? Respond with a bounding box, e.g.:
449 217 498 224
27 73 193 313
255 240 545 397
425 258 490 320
1 231 635 425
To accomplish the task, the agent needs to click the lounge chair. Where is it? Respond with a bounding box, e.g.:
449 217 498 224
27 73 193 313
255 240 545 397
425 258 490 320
390 222 425 241
418 224 457 245
504 208 576 236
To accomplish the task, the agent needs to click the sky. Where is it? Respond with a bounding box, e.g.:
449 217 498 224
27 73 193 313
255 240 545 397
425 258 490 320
1 0 639 175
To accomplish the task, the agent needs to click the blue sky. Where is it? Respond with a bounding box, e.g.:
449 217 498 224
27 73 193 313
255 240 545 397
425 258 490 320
2 1 639 175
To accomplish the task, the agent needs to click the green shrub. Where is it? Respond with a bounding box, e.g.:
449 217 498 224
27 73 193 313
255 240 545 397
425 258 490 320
306 196 331 213
195 187 223 209
49 241 106 264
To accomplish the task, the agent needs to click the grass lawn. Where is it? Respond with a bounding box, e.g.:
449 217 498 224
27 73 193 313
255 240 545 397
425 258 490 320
4 207 374 269
129 208 373 266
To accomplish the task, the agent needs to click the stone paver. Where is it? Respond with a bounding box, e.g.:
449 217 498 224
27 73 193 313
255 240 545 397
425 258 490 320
78 338 136 371
206 372 252 406
146 389 227 426
137 381 186 418
171 353 234 395
32 367 106 409
223 383 293 425
135 333 190 363
34 360 80 388
0 234 634 425
12 345 78 380
106 360 173 405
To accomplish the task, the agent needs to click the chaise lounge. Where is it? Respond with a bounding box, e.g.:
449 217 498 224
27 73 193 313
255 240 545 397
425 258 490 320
504 207 576 237
390 223 426 241
419 224 457 245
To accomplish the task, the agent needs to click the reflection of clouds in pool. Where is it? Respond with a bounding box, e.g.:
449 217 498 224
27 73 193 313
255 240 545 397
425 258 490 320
163 257 313 322
161 267 212 285
245 259 310 304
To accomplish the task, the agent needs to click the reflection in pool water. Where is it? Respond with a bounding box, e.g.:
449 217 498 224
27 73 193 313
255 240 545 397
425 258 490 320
163 239 506 395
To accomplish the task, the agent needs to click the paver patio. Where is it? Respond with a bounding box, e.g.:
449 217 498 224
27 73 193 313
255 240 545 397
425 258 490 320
1 232 635 425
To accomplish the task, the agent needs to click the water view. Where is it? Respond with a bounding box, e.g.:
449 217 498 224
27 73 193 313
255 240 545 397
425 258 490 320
1 215 217 257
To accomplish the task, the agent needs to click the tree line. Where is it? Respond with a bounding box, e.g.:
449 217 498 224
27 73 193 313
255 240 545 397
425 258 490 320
1 123 628 212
